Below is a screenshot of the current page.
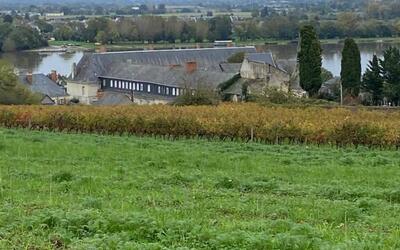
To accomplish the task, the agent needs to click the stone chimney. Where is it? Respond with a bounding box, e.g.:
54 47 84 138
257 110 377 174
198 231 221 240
26 72 33 84
71 63 77 79
50 70 58 82
185 61 197 74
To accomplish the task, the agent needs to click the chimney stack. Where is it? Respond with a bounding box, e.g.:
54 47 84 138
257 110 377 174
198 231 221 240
26 72 33 84
50 70 58 82
185 61 197 74
71 63 77 79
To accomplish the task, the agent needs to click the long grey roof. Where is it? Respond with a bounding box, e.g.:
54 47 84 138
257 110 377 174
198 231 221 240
19 74 66 97
100 63 237 89
246 52 276 67
74 47 256 83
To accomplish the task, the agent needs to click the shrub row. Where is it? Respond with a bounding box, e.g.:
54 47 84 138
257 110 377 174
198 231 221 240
0 104 400 148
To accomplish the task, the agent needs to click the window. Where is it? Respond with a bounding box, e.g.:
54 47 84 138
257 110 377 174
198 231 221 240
172 88 176 96
129 82 132 90
122 81 125 89
140 84 143 91
133 83 136 91
136 83 139 90
166 87 169 95
118 81 122 88
147 85 151 92
110 80 113 88
102 79 106 87
176 88 180 96
58 98 65 105
158 86 161 94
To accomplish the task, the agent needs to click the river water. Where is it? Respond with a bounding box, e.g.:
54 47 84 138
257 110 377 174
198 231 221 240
0 51 84 77
266 42 394 76
0 42 398 77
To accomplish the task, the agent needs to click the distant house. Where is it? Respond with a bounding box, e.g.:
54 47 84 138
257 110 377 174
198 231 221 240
224 53 291 100
68 47 291 105
45 12 64 18
214 40 234 47
68 47 256 104
240 53 290 91
19 73 68 105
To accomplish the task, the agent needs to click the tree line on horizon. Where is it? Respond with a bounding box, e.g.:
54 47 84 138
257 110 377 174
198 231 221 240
50 12 400 45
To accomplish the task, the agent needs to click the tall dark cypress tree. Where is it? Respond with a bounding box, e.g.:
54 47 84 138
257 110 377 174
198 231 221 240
341 38 361 97
297 25 322 97
362 55 383 105
380 47 400 105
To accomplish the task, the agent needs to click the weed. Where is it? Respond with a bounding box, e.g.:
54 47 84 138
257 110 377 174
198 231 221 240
52 171 74 183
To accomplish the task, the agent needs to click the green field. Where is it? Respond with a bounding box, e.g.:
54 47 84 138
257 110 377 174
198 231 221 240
1 128 400 249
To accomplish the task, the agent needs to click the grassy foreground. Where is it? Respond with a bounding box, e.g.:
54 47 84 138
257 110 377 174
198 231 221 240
0 129 400 249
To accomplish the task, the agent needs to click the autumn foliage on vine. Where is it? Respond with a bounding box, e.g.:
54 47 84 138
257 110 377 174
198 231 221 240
0 104 399 148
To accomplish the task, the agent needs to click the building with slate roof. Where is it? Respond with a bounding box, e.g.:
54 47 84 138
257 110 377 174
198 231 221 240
73 47 256 83
239 52 290 94
19 73 68 105
67 47 291 104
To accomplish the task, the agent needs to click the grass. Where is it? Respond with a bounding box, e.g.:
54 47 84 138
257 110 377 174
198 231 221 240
1 128 400 249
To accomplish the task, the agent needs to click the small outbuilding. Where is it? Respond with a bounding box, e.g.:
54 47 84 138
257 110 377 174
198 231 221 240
19 73 68 105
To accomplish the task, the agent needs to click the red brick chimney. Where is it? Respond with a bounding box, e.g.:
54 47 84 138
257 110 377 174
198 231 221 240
26 72 33 84
50 70 58 82
185 61 197 74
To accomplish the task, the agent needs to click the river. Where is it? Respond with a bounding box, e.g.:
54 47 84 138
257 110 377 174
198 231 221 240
267 42 394 76
0 42 397 77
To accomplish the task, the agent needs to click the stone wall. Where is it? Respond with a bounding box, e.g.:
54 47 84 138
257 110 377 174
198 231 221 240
240 59 290 92
66 81 100 105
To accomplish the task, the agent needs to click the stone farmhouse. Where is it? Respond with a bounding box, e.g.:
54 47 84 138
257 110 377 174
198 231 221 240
67 47 291 105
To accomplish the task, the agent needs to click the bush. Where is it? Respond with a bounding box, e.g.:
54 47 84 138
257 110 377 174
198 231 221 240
173 88 220 106
249 87 334 106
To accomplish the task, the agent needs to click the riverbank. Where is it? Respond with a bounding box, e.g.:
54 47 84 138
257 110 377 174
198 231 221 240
49 37 400 52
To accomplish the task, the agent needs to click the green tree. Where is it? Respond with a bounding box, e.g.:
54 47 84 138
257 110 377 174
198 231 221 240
298 25 322 96
0 61 39 104
35 20 53 33
380 47 400 105
362 55 383 105
208 16 232 41
95 31 108 45
260 6 269 18
337 12 359 37
341 38 361 97
164 16 183 43
54 25 74 41
2 25 47 52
